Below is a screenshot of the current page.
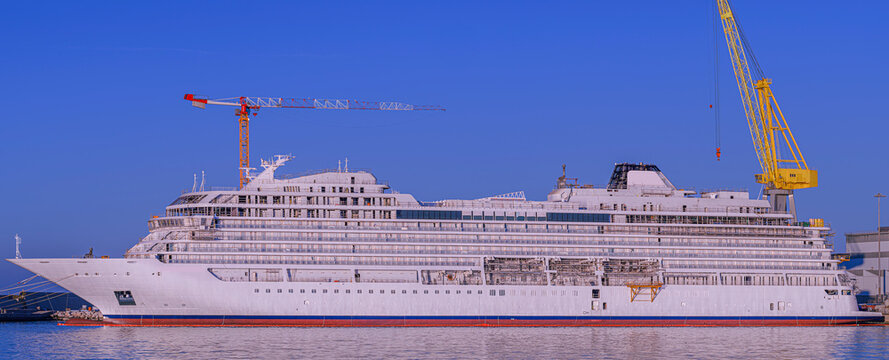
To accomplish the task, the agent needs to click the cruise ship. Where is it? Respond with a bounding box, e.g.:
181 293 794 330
9 156 882 326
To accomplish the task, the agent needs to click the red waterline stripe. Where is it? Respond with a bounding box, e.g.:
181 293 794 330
61 318 886 327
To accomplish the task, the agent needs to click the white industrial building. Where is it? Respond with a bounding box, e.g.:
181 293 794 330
846 228 889 303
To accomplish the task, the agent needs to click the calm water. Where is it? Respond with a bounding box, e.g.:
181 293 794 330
2 322 888 359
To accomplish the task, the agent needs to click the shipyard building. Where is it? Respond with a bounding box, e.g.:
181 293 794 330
846 228 889 303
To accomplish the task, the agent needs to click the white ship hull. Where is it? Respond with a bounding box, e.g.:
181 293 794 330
11 258 881 326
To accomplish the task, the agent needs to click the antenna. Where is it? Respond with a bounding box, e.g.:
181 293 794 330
344 157 349 172
192 173 197 192
338 160 342 173
15 234 22 259
200 171 206 191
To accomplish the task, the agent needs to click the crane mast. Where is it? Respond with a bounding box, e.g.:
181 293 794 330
716 0 817 218
184 94 444 189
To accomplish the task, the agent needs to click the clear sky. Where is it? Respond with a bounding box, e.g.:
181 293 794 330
1 1 887 288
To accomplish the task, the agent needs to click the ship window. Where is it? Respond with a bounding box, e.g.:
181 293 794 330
434 290 439 294
334 289 339 294
770 303 774 311
546 212 610 223
477 290 482 295
265 289 271 293
499 290 505 296
592 301 599 310
323 289 328 294
603 302 607 310
592 289 600 299
300 289 305 293
456 290 461 294
391 290 396 294
288 289 293 293
778 301 785 311
346 290 351 294
254 289 259 293
445 290 450 294
357 290 362 294
402 290 407 294
114 291 136 306
277 289 282 293
424 290 429 294
311 289 316 293
396 210 462 220
490 290 496 296
824 289 838 295
413 290 418 294
369 290 374 294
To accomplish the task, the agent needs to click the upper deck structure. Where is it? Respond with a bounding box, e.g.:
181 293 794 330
128 156 838 287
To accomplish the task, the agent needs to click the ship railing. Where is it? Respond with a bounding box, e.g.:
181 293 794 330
401 201 789 215
212 223 812 239
403 201 581 210
669 264 825 270
163 254 823 270
174 248 824 261
181 186 239 194
190 234 821 250
277 168 375 179
166 257 478 267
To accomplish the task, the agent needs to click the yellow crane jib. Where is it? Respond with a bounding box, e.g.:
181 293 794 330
717 0 817 192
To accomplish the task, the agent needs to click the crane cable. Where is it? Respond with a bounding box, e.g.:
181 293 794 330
731 0 766 81
713 1 770 162
712 1 721 161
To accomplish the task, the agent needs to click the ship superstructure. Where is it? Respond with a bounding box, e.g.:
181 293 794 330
9 157 881 326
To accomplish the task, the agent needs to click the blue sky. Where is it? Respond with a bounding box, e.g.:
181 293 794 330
1 1 887 288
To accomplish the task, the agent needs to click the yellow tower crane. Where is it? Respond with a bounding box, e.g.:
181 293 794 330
716 0 817 218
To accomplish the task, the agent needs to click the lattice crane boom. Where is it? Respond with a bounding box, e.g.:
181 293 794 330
184 94 445 188
716 0 817 191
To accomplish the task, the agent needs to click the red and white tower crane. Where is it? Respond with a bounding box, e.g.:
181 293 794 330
184 94 445 188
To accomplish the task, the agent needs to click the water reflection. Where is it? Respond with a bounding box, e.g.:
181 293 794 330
2 323 888 359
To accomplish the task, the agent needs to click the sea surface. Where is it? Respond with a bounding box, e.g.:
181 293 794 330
2 322 888 359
